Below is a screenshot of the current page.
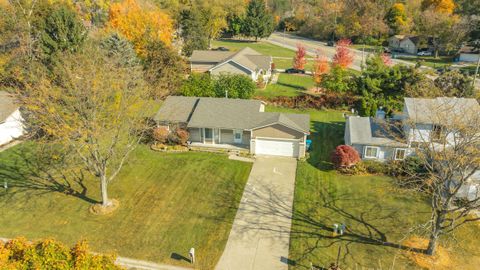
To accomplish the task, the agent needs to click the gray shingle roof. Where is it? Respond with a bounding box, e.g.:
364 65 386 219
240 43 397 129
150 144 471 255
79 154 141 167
153 96 198 123
404 97 480 125
190 50 236 63
154 96 310 133
347 116 407 147
190 47 272 72
0 91 19 123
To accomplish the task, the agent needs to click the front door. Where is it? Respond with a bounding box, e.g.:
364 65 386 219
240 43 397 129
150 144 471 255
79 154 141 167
204 128 213 144
234 130 243 144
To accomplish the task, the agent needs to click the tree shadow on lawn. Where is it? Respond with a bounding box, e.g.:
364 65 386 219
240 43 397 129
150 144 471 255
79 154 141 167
308 121 346 171
0 145 99 204
209 180 426 269
275 82 308 91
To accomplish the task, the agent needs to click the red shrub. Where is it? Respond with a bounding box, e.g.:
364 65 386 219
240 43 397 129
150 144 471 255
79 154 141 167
331 145 360 168
293 43 307 70
152 126 169 143
175 129 189 145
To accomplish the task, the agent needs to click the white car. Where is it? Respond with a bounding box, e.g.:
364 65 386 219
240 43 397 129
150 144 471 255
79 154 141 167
417 51 433 56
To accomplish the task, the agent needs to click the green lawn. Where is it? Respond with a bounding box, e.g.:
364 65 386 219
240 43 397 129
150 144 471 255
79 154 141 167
266 107 480 269
255 73 314 98
211 39 314 70
0 143 252 269
396 55 454 69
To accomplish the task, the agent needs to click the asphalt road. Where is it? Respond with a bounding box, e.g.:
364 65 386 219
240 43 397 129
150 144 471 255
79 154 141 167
267 31 414 71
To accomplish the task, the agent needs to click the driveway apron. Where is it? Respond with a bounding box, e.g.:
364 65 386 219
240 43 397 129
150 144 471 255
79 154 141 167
215 156 297 270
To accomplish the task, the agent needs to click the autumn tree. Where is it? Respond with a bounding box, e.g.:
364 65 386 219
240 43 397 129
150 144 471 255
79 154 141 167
293 43 307 70
108 0 173 57
332 39 354 69
143 40 187 99
434 70 475 97
19 44 148 211
242 0 274 41
0 237 121 269
416 7 466 58
421 0 456 14
385 3 408 34
393 99 480 255
313 50 330 90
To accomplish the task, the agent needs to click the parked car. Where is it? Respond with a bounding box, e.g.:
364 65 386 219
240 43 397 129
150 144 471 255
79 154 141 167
326 40 336 47
417 50 432 56
215 47 229 51
285 68 305 74
391 48 404 53
383 47 391 54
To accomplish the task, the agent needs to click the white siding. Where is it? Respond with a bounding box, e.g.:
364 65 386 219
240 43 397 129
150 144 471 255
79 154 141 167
459 53 480 63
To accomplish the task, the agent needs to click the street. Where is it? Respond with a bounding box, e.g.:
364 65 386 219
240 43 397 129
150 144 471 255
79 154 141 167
267 31 415 71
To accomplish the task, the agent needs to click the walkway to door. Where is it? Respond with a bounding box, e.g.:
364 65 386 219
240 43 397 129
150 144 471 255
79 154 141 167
215 156 297 270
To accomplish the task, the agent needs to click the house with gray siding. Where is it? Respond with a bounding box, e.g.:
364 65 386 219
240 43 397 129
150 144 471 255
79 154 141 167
154 96 310 158
345 97 480 161
189 47 272 82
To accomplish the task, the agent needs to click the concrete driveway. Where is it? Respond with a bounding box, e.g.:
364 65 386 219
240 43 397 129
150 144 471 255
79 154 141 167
215 156 297 270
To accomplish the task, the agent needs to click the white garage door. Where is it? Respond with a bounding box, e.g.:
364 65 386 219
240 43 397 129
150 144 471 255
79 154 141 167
255 138 299 157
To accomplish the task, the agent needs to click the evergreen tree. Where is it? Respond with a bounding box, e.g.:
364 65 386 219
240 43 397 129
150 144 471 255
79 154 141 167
180 8 209 56
100 32 139 67
242 0 274 41
39 5 87 58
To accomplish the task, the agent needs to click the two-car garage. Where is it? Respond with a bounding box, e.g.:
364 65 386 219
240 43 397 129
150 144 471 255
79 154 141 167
254 138 301 158
251 123 307 158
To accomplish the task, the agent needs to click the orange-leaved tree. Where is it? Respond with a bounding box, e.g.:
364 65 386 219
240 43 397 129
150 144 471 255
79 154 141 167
313 50 330 90
108 0 173 57
293 43 307 70
332 38 354 69
421 0 456 15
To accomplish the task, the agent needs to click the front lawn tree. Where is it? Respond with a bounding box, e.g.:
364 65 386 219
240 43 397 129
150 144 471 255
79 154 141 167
20 45 148 211
242 0 274 42
399 102 480 255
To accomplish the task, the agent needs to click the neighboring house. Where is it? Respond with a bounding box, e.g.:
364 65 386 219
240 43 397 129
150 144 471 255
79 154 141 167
154 96 310 158
457 45 480 63
0 91 24 146
345 97 480 161
189 47 273 82
388 35 432 55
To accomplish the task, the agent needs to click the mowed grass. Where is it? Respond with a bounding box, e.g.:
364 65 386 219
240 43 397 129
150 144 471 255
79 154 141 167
256 73 314 98
266 107 480 269
0 143 252 269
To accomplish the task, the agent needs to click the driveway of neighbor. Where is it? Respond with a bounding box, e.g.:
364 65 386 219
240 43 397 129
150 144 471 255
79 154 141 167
215 156 297 270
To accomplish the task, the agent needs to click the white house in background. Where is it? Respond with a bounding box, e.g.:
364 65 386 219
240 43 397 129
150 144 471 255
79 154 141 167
345 97 480 161
189 47 273 83
0 91 25 146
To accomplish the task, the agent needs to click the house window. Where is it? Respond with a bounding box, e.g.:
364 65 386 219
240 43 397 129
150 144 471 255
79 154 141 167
394 148 407 160
364 146 379 158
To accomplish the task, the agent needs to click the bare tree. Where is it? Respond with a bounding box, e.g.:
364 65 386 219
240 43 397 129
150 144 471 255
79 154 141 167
19 44 149 210
399 98 480 255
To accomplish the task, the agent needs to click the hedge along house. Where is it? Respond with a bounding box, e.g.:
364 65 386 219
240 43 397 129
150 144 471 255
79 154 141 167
345 97 480 161
154 96 310 158
189 47 273 83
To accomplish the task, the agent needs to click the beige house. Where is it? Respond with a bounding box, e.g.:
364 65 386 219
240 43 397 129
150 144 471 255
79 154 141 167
388 35 432 55
154 96 310 158
189 47 273 82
